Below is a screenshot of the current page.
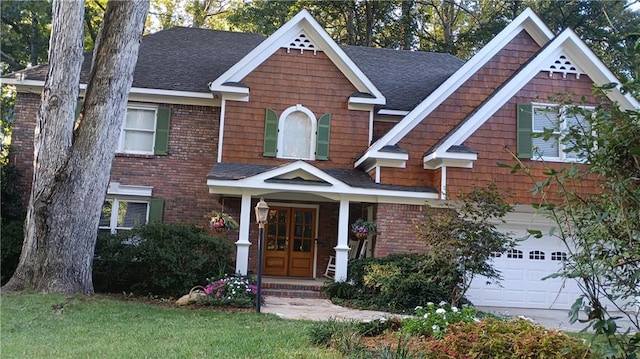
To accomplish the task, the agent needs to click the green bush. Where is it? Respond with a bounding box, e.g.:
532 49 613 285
93 223 234 297
421 318 595 359
332 253 462 312
1 219 23 285
401 302 480 338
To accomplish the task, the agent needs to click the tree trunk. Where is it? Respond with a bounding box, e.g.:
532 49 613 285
3 0 149 294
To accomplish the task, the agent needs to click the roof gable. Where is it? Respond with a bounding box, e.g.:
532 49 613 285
208 10 385 106
355 7 554 169
424 28 640 166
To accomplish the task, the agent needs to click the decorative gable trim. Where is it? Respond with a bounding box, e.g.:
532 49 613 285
354 7 553 169
544 52 584 79
209 10 385 106
428 28 640 158
286 30 320 54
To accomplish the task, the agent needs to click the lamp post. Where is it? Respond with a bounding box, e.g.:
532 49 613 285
254 197 269 313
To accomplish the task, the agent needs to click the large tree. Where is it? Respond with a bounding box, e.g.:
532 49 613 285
2 0 149 294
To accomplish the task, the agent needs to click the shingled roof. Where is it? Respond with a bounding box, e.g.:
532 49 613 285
11 27 463 111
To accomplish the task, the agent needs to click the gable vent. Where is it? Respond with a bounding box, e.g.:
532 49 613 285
287 32 320 55
544 53 584 79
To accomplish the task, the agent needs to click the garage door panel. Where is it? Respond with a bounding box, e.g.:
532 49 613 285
468 231 582 310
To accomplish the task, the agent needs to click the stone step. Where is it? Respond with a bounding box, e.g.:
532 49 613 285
262 288 324 299
261 281 324 292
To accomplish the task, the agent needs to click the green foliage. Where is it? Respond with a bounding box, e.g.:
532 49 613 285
1 163 24 220
355 317 402 337
415 182 517 305
93 223 234 297
325 254 461 312
0 220 23 285
401 302 481 339
321 281 358 299
1 0 51 71
420 318 595 359
307 318 357 347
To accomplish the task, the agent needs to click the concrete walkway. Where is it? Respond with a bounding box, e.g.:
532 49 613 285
261 296 637 333
261 296 403 321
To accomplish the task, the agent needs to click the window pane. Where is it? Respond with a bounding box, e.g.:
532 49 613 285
123 131 154 152
117 201 148 228
125 108 156 130
99 201 112 227
533 108 559 132
533 135 559 157
282 111 311 158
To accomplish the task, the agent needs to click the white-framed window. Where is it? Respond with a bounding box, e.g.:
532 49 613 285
529 250 545 260
118 106 157 154
99 198 149 233
531 103 592 162
506 249 523 259
278 105 317 160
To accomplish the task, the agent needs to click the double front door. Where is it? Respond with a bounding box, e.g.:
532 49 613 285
263 207 315 277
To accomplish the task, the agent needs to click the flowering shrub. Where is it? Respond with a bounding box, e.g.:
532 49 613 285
401 301 479 338
421 318 595 358
199 275 259 307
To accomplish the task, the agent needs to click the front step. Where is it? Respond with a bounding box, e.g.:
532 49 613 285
261 281 326 299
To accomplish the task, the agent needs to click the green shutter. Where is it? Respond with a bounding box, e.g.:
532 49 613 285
316 113 331 160
75 100 84 119
154 106 171 155
148 198 164 223
517 104 533 158
263 108 278 157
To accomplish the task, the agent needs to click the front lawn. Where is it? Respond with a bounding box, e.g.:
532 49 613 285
1 292 339 359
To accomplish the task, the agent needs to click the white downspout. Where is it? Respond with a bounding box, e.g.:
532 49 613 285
234 193 252 275
217 98 226 163
441 166 447 200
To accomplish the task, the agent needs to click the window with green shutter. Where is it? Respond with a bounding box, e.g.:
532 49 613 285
116 105 170 155
263 108 278 157
99 198 163 234
154 107 171 155
516 103 533 158
315 113 331 160
517 103 591 162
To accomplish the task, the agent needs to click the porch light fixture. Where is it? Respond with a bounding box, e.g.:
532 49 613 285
254 198 269 313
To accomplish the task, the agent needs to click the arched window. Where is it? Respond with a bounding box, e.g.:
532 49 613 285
278 105 317 159
263 106 331 160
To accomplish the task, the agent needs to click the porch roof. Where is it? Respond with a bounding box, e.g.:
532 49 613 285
206 161 437 204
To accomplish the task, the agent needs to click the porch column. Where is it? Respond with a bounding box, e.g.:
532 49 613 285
234 194 252 275
334 198 350 281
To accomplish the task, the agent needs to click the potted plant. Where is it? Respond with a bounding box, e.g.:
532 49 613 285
351 218 376 239
209 210 239 232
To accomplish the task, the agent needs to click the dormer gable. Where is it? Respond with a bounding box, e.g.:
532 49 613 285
355 7 553 173
209 9 385 108
423 27 640 170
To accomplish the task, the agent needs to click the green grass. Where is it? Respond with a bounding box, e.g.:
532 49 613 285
1 292 340 359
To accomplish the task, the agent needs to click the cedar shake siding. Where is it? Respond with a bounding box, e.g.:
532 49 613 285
223 49 370 168
379 31 541 188
446 73 603 204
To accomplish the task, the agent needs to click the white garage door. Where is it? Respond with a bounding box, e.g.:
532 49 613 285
466 235 583 310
